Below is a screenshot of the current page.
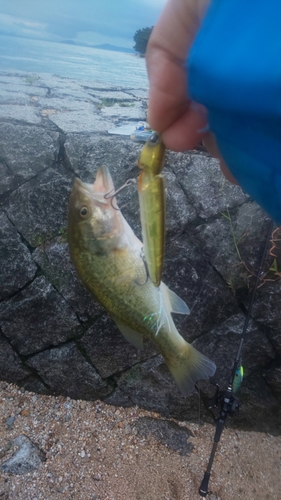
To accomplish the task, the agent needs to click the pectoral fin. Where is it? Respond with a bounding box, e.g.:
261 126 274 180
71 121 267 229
161 283 190 315
112 317 143 349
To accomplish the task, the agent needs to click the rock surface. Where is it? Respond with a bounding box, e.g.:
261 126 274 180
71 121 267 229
1 434 46 475
0 71 280 433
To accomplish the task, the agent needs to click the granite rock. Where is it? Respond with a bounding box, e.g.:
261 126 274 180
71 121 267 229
0 71 280 432
0 211 37 300
1 435 46 475
0 276 81 355
26 342 112 400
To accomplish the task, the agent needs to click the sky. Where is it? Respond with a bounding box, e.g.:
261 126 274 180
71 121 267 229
0 0 167 48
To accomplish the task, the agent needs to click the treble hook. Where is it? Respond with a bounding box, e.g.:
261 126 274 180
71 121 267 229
104 177 137 210
135 248 149 286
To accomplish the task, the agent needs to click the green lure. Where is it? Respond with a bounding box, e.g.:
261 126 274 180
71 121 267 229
232 365 244 393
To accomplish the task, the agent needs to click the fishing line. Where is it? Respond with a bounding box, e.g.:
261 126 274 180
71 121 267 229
198 217 274 498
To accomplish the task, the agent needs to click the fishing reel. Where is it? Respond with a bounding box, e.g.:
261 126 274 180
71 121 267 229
208 383 240 419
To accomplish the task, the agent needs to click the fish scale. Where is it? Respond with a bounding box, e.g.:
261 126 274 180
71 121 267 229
76 248 163 336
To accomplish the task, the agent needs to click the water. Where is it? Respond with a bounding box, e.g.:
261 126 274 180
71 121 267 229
0 35 148 90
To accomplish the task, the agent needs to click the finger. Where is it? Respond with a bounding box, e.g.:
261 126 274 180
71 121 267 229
146 0 209 133
161 102 208 151
147 49 189 133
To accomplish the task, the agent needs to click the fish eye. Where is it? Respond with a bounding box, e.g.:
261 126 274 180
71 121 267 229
79 206 88 217
149 132 160 144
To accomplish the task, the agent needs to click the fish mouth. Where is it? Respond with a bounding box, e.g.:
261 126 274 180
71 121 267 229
73 166 114 195
73 177 92 192
72 177 98 202
93 165 115 195
72 167 114 204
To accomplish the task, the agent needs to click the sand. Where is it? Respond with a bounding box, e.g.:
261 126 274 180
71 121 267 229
0 381 280 500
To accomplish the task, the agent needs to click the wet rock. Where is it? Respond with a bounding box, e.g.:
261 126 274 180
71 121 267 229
26 342 112 400
0 276 81 355
123 89 148 99
100 102 146 121
193 314 281 433
162 233 239 342
3 166 73 247
1 82 47 98
164 170 197 234
33 239 102 321
134 417 194 456
18 375 51 395
264 365 281 400
113 355 209 422
1 435 46 475
79 315 156 378
193 313 275 387
171 152 247 218
89 90 138 101
0 332 30 382
45 79 103 100
0 72 46 92
0 104 41 124
64 134 141 183
50 88 100 102
231 370 281 433
190 203 270 290
251 280 281 355
0 123 59 195
48 108 114 133
78 78 125 92
38 96 100 113
0 211 37 299
0 88 30 105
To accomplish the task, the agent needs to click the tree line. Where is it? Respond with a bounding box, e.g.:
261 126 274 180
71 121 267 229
133 26 153 56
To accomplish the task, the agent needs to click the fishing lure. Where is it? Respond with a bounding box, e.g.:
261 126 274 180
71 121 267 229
232 365 244 393
137 132 166 287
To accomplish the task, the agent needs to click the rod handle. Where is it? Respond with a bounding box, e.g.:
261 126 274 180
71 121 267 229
199 471 210 497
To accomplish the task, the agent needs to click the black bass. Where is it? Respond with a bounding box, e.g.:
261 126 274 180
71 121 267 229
68 166 216 395
138 132 166 286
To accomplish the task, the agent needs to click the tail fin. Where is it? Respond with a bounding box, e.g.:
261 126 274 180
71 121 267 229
166 344 216 397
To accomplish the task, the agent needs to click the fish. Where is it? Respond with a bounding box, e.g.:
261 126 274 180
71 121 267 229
68 166 216 396
138 132 166 287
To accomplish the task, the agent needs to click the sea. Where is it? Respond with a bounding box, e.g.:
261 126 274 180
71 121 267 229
0 34 149 90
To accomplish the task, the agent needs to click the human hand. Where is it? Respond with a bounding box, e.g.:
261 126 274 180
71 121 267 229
146 0 237 184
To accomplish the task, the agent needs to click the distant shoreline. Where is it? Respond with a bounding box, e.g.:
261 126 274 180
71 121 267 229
0 32 136 55
60 40 136 55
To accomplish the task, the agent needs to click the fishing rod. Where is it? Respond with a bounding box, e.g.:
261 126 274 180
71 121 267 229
198 218 274 498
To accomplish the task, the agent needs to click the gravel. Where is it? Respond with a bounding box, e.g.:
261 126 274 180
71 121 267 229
0 381 280 499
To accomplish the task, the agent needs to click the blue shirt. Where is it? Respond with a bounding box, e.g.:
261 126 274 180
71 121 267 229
188 0 281 222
